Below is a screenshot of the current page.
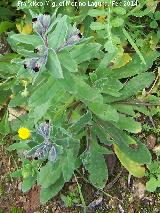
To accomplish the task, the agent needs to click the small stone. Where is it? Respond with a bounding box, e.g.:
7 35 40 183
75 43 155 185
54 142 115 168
132 181 146 199
146 135 156 149
18 182 22 191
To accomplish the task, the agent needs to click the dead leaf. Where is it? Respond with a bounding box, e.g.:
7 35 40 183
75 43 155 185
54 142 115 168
16 23 32 35
146 0 158 12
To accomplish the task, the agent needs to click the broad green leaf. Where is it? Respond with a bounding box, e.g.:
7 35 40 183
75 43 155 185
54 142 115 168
48 15 68 49
0 90 11 106
113 7 126 15
82 139 108 189
62 149 76 181
119 72 155 100
114 144 145 177
0 62 18 76
101 121 151 164
0 21 14 34
58 49 78 72
7 142 30 151
29 77 61 107
29 99 52 123
92 123 113 145
38 161 62 189
10 34 43 47
88 9 108 17
22 176 36 192
94 77 123 97
114 114 142 133
40 176 65 204
108 51 159 79
71 43 101 64
70 111 92 133
104 40 117 53
146 177 159 192
10 169 22 178
90 22 106 30
105 72 155 102
111 17 124 27
46 49 63 78
150 20 158 29
155 11 160 20
17 49 37 57
61 70 103 104
89 103 119 122
113 104 135 116
93 52 116 79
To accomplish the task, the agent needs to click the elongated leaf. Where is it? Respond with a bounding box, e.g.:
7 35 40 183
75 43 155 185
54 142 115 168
58 49 78 72
70 111 92 133
113 104 135 116
89 103 119 122
88 9 108 17
122 28 146 64
120 72 155 100
22 176 36 192
114 144 145 177
105 72 155 102
100 120 151 164
82 139 108 189
46 49 63 78
71 43 101 64
90 22 106 30
29 77 61 107
10 34 43 47
94 52 116 78
7 142 30 151
108 50 159 79
38 161 62 189
48 15 68 49
62 149 76 181
93 123 113 146
61 70 103 104
146 177 159 192
0 21 14 34
10 169 22 178
40 176 65 204
114 114 142 133
0 111 10 135
94 77 123 97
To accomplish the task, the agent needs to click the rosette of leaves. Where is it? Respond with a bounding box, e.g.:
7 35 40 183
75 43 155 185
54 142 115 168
6 10 160 204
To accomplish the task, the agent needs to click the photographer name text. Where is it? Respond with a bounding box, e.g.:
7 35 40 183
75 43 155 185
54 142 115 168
17 1 138 8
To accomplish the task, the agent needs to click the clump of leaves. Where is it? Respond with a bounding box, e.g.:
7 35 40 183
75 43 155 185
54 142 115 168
146 161 160 192
61 191 80 208
0 4 159 204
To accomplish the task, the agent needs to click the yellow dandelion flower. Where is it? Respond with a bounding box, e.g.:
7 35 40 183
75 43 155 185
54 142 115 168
18 127 31 140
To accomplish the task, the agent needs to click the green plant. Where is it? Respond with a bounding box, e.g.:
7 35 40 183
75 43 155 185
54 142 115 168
0 1 159 205
9 207 23 213
0 0 17 34
61 191 80 208
146 160 160 192
0 185 5 196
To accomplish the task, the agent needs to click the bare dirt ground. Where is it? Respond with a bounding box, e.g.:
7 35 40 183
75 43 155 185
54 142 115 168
1 136 160 213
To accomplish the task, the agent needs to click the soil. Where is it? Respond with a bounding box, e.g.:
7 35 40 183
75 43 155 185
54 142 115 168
0 136 160 213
